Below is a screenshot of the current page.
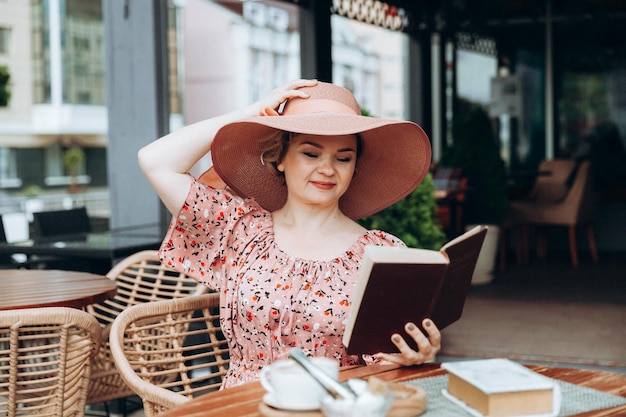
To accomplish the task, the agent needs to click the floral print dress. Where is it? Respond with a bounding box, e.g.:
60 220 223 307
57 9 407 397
159 178 405 388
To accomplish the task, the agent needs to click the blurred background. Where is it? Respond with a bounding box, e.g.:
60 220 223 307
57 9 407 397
1 0 625 252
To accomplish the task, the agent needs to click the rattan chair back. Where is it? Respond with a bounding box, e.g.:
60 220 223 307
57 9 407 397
85 250 207 406
0 307 101 417
109 293 228 417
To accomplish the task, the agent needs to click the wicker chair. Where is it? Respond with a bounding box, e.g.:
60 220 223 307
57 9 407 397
109 293 229 417
0 307 102 417
85 250 207 409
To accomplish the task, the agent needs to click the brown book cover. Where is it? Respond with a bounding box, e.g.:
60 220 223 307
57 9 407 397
343 225 488 355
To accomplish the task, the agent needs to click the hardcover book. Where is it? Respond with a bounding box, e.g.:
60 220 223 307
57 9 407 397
343 225 488 355
441 358 556 417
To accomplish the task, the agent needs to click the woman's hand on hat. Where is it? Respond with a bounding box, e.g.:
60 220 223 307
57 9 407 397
374 319 441 366
254 79 318 116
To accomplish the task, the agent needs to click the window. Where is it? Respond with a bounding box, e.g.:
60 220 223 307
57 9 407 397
0 27 10 55
167 3 182 115
0 148 22 189
62 0 105 105
31 0 105 105
44 144 90 187
31 0 51 103
556 47 626 192
332 15 408 120
239 1 301 103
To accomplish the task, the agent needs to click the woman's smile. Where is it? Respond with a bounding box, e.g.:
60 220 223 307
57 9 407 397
310 180 336 190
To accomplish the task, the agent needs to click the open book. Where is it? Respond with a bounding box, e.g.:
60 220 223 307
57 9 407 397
343 225 488 355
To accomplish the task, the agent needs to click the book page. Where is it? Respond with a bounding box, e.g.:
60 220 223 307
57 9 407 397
363 245 449 264
440 225 487 252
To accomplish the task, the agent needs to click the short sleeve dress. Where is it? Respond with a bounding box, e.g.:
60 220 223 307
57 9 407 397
159 178 406 388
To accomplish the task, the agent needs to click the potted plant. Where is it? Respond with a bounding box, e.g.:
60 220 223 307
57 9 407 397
439 105 509 283
63 146 85 194
358 172 447 250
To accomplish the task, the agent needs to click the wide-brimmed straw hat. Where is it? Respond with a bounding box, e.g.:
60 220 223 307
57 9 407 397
211 82 431 220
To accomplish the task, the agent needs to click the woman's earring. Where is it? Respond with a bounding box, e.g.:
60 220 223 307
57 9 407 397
277 163 284 172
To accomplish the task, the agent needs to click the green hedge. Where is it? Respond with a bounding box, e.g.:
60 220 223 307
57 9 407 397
358 172 447 250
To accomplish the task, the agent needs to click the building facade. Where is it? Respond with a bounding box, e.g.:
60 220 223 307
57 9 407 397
0 0 392 211
0 0 107 201
2 0 624 251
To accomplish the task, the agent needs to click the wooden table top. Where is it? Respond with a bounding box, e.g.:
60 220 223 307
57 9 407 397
160 363 626 417
0 269 117 310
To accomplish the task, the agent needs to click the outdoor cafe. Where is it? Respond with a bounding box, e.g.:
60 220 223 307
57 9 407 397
2 0 626 416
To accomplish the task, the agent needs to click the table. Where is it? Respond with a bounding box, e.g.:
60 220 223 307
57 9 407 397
0 223 164 273
160 363 626 417
0 269 117 310
435 186 467 233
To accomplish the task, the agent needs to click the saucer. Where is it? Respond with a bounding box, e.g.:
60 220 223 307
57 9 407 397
262 393 319 411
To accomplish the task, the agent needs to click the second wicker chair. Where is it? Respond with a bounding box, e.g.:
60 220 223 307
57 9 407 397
85 250 207 410
109 293 229 417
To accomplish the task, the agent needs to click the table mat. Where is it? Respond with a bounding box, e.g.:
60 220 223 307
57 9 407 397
403 375 626 417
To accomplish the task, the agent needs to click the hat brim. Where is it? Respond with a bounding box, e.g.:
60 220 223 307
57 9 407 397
211 113 431 220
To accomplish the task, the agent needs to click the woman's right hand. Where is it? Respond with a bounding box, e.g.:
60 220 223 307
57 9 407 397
252 79 318 116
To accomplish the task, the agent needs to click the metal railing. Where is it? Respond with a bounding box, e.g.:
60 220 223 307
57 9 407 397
0 190 110 221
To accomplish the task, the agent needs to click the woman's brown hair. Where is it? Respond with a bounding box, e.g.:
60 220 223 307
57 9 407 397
260 131 293 179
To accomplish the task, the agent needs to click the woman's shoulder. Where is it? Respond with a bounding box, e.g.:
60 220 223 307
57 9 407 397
182 177 274 239
361 229 407 247
191 176 269 215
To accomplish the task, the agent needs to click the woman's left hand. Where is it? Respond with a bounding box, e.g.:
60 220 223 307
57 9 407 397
253 79 318 117
375 319 441 366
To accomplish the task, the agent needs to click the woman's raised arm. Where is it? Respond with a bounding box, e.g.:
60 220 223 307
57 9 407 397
138 79 317 215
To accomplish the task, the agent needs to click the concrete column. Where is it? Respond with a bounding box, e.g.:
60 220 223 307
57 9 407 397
102 0 170 231
408 32 432 149
299 0 332 82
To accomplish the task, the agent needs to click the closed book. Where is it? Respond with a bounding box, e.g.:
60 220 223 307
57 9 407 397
442 359 556 417
343 225 488 355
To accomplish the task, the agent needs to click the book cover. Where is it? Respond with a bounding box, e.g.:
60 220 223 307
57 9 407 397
343 225 488 355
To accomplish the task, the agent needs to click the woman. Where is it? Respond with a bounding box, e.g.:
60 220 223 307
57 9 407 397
138 79 441 388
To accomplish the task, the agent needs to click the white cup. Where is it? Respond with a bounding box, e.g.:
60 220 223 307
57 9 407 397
260 357 339 410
